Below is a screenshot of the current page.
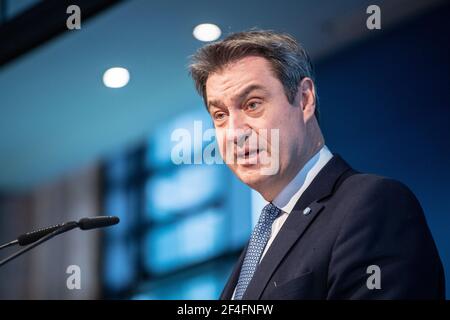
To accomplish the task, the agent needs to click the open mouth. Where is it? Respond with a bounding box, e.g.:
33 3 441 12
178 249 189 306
235 149 267 165
237 149 259 158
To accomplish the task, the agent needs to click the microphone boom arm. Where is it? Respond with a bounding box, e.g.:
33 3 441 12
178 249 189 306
0 221 78 267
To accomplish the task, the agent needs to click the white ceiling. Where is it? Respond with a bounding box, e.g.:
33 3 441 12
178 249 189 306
0 0 443 191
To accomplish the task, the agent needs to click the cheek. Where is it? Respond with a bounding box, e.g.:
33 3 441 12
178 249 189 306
273 111 303 156
215 130 227 157
264 115 290 146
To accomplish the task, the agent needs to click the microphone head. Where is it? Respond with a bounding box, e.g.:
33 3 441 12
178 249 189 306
78 216 120 230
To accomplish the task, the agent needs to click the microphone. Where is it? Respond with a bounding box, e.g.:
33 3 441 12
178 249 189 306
1 216 120 249
0 216 120 267
78 216 120 230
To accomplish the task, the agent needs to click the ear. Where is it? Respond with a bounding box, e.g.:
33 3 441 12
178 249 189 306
298 77 316 122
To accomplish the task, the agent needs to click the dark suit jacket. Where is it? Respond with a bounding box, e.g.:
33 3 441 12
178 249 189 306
220 155 445 299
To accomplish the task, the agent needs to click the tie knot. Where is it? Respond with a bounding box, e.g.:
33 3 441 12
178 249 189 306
259 203 281 226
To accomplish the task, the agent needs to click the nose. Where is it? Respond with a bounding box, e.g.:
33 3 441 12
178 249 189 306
226 113 252 147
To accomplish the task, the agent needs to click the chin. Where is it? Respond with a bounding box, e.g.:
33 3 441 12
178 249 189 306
234 165 272 190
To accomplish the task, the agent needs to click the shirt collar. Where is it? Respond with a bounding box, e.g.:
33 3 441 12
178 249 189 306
272 145 333 214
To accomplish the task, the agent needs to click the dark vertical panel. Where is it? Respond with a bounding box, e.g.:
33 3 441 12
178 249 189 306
315 3 450 297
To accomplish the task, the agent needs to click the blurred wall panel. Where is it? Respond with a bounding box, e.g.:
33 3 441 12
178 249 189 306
0 164 101 299
0 194 34 299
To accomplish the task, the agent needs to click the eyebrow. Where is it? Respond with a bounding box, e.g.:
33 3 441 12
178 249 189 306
207 84 268 111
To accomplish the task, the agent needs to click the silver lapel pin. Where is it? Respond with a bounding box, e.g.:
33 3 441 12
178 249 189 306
303 207 311 215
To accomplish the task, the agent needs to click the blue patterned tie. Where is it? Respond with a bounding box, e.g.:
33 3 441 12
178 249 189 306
234 203 281 300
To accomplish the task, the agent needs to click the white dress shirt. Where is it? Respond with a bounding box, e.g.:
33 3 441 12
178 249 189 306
231 145 333 299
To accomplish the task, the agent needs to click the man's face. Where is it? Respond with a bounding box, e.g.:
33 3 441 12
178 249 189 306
206 56 309 199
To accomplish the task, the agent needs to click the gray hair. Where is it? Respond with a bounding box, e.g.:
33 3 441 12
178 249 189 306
189 29 319 121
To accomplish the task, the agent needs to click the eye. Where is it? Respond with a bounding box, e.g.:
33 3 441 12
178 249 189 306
213 111 226 121
246 101 261 111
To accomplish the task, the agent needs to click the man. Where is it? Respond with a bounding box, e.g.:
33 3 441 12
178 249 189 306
189 30 445 299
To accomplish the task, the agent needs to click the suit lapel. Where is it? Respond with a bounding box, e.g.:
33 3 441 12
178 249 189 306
242 155 353 299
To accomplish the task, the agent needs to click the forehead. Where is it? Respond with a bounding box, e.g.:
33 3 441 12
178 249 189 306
205 56 278 100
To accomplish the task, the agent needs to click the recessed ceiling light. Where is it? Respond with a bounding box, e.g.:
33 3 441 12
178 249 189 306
103 67 130 88
193 23 221 42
